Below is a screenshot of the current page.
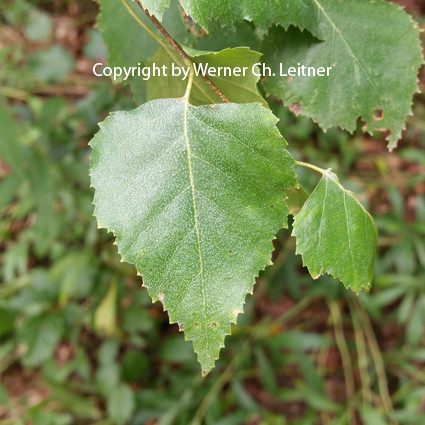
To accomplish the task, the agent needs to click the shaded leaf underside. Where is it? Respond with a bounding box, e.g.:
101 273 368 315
147 46 265 105
90 99 297 373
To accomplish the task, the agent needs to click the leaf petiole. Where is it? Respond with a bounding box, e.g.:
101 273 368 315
295 160 327 175
184 61 195 100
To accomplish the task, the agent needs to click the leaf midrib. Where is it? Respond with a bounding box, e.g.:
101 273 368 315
183 98 209 351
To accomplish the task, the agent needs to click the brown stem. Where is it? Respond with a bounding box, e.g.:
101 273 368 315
136 1 230 104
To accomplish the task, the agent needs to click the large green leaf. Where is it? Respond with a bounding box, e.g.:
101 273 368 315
263 0 423 150
90 99 297 373
292 170 377 293
147 46 265 105
140 0 322 37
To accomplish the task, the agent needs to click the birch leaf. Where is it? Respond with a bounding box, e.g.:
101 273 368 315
292 170 377 293
90 99 297 374
263 0 423 149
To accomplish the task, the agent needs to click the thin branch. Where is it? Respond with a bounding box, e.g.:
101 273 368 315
135 1 230 103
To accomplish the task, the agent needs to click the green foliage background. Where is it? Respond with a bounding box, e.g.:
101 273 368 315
1 0 425 424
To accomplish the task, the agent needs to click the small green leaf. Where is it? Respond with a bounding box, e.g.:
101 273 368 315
107 384 135 425
292 170 377 293
147 46 265 105
263 0 423 149
90 99 297 374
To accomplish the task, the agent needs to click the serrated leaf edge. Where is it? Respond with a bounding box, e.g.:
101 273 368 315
292 169 377 294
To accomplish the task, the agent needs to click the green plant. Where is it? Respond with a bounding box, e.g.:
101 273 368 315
90 0 423 375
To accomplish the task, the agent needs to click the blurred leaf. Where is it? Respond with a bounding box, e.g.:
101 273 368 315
297 384 340 412
84 29 108 60
98 339 120 365
94 280 118 336
255 348 277 394
406 300 424 346
24 10 52 42
3 242 28 282
122 350 148 383
0 174 21 209
122 305 155 333
360 406 388 425
160 335 196 364
0 304 17 336
96 363 121 397
107 383 135 425
50 384 101 420
18 313 64 367
0 98 23 177
0 382 9 405
231 379 259 411
30 45 75 83
267 331 332 351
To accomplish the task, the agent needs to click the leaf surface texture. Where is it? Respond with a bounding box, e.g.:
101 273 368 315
263 0 423 149
90 99 297 373
140 0 322 37
292 171 377 293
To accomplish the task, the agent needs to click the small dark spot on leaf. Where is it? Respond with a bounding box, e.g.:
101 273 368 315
373 109 384 121
178 323 183 330
202 370 206 377
208 322 218 328
194 322 200 328
149 268 152 272
228 249 232 253
270 205 274 208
